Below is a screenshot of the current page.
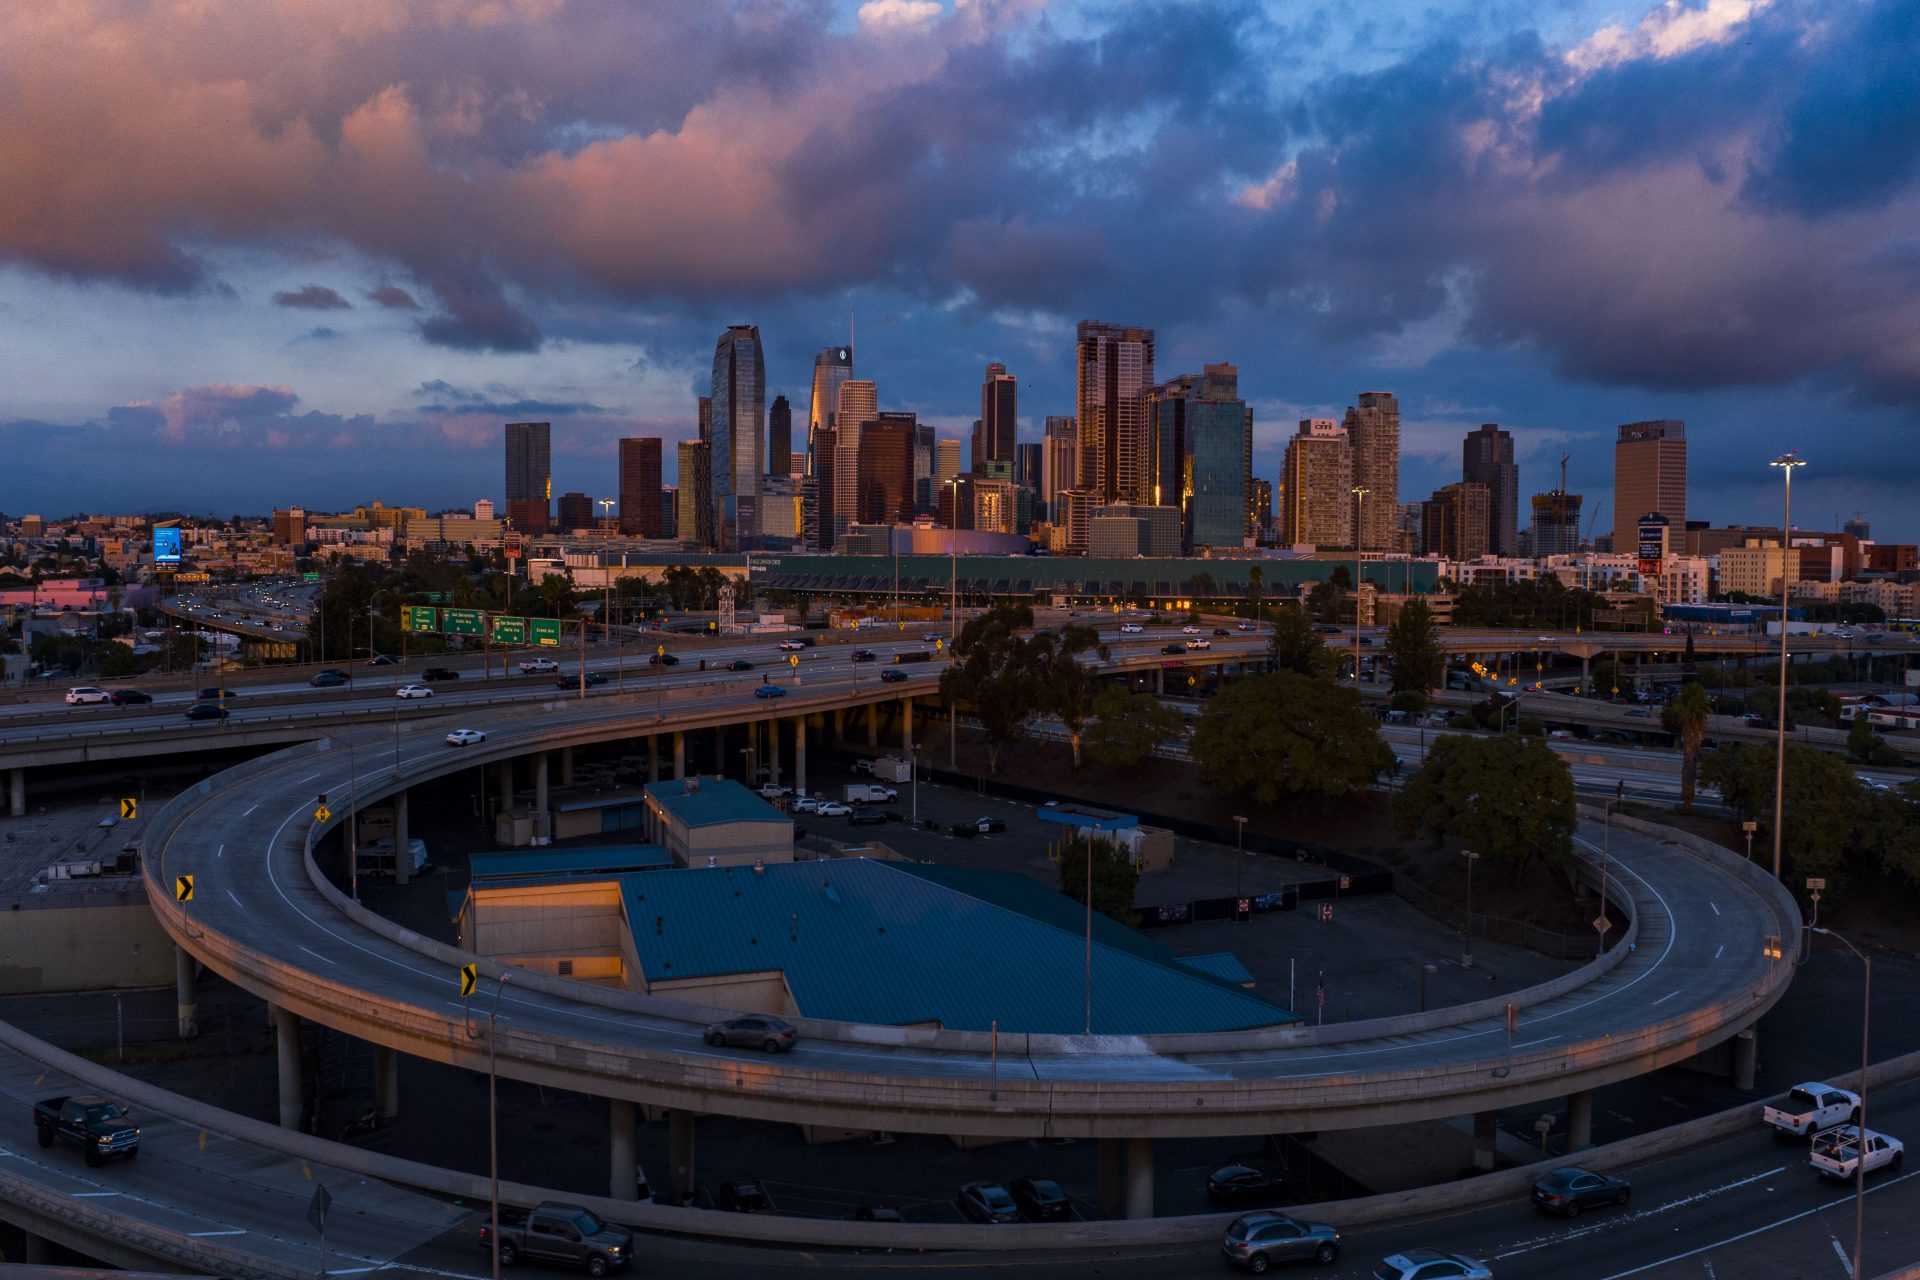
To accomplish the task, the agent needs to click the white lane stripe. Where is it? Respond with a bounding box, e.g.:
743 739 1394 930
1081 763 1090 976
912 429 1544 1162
1514 1035 1561 1050
298 945 337 967
1652 990 1682 1006
190 1229 247 1237
227 890 242 908
242 804 258 816
216 843 224 859
1710 901 1721 916
1494 1165 1785 1259
72 1191 120 1197
1715 944 1725 960
1830 1236 1851 1272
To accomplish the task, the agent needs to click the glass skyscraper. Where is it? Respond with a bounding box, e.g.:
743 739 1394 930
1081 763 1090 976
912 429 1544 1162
710 325 764 550
806 345 852 478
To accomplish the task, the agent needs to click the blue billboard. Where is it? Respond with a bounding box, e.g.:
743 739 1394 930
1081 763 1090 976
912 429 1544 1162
153 526 182 564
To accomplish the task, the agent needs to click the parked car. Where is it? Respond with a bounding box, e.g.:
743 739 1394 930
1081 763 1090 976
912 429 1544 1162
973 817 1007 833
648 652 680 666
879 668 908 683
818 801 853 817
753 683 787 699
848 807 887 825
421 666 460 682
446 729 488 747
727 659 755 671
1370 1249 1491 1280
793 795 823 814
477 1201 632 1275
183 702 228 722
957 1181 1021 1224
758 783 794 799
108 689 153 705
394 684 433 699
851 649 878 662
557 671 609 688
704 1015 798 1053
1208 1164 1286 1208
716 1178 776 1214
1531 1167 1630 1216
309 670 349 687
1010 1175 1071 1222
366 653 398 666
33 1095 140 1167
1221 1212 1341 1271
853 1202 904 1222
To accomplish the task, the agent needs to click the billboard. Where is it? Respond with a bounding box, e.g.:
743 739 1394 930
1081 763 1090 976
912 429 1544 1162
1637 513 1668 577
153 526 183 565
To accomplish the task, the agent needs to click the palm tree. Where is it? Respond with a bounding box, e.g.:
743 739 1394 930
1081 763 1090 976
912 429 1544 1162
1665 681 1714 811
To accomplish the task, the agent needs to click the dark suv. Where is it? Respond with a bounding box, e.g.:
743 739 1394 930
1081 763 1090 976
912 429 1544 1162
422 667 460 682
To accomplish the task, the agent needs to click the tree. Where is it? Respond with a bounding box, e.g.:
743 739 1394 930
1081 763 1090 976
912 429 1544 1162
1057 835 1140 928
1034 624 1104 767
1085 685 1186 767
1396 735 1575 875
1267 605 1325 676
939 604 1041 774
1246 565 1265 623
1847 712 1878 764
1189 671 1393 809
1700 742 1866 892
1305 578 1345 624
1663 681 1713 811
1385 599 1444 697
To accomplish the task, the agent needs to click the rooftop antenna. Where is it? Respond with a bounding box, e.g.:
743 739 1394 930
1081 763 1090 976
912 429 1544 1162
1558 453 1569 495
849 306 855 364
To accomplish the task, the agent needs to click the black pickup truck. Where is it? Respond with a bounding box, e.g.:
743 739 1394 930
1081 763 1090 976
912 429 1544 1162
478 1201 633 1275
34 1095 141 1166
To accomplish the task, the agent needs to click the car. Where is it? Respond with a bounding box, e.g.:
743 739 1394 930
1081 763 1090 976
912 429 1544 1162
1120 623 1144 634
1358 636 1373 646
704 1015 798 1053
853 1202 904 1223
793 795 823 814
1370 1249 1492 1280
197 687 238 701
1222 1212 1341 1271
878 668 908 683
777 640 806 651
1214 627 1232 636
850 649 878 662
1531 1167 1630 1216
1312 624 1341 634
366 653 397 666
1186 639 1212 650
923 632 943 642
1237 622 1256 632
421 667 460 682
753 683 787 699
1163 643 1188 654
715 1178 775 1213
309 670 349 687
446 729 488 747
556 671 609 688
66 686 115 705
394 684 433 699
957 1181 1021 1224
648 652 680 666
1535 635 1555 642
973 817 1007 833
183 702 228 722
108 689 153 706
846 806 886 825
727 659 755 671
1208 1164 1286 1208
817 801 853 817
1182 625 1202 634
1009 1176 1071 1222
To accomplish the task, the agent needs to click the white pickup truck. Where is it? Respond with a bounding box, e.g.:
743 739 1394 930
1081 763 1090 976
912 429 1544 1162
1810 1126 1904 1180
518 657 560 675
1763 1083 1861 1138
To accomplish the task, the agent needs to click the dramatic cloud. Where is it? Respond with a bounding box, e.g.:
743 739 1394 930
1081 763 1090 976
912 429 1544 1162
272 284 351 310
367 285 421 310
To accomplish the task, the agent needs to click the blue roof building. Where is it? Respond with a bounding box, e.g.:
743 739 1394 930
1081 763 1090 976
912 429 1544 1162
640 777 792 868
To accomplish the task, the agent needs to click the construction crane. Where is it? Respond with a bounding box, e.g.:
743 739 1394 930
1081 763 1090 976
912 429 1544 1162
1559 453 1570 494
1583 498 1605 547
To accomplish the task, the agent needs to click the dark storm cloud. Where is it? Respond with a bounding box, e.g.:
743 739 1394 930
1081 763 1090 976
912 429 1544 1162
412 379 609 418
367 285 420 310
272 284 351 310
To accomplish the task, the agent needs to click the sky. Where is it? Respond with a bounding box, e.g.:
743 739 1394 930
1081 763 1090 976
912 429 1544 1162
1 0 1917 538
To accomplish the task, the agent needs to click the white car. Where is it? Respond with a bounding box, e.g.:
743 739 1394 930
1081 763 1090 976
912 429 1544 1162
395 684 433 699
1236 622 1255 632
817 801 854 817
1119 623 1144 634
793 795 823 814
65 687 112 705
1186 639 1212 650
446 729 487 747
1182 625 1202 634
776 640 806 651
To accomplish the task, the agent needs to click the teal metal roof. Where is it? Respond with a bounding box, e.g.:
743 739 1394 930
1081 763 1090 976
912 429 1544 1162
642 778 788 828
471 846 673 881
1180 952 1256 986
548 790 649 813
617 859 1296 1035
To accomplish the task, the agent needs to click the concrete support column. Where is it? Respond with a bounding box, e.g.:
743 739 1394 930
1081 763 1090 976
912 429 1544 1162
1154 667 1165 695
1732 1028 1758 1091
561 746 575 787
672 731 686 780
1471 1110 1498 1171
1124 1136 1154 1220
534 753 550 827
714 724 726 774
495 761 513 816
20 1230 51 1264
769 718 781 786
794 718 808 797
1097 1138 1127 1220
866 703 878 747
668 1109 697 1206
7 767 22 818
609 1098 639 1200
1566 1089 1593 1152
648 736 660 782
374 1044 399 1119
392 789 410 887
902 697 914 752
832 707 844 741
273 1006 302 1131
174 945 196 1038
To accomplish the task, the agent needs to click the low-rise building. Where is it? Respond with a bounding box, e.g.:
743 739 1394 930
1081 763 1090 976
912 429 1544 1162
641 777 793 868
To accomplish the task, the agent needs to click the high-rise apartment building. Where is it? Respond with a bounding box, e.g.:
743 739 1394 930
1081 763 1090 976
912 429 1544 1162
710 325 764 550
1076 321 1155 503
676 439 713 548
503 421 552 534
1422 482 1491 560
1247 478 1273 542
806 345 852 478
618 437 662 536
1461 423 1518 557
1042 417 1078 519
1013 442 1043 518
1613 419 1687 548
1342 392 1400 551
831 380 877 547
768 395 792 478
857 413 917 526
1280 419 1353 548
974 362 1018 471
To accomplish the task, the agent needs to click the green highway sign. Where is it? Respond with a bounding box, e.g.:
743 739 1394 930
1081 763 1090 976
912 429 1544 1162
531 618 563 648
302 572 321 582
404 605 438 633
490 615 527 645
443 608 484 637
424 592 452 604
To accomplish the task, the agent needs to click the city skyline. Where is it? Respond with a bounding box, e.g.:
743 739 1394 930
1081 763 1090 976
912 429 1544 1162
0 2 1915 533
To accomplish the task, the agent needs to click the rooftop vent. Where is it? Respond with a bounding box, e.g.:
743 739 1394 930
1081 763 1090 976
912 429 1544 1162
753 859 765 876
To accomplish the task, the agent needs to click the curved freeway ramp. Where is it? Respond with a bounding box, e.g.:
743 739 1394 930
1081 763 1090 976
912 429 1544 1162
142 681 1800 1140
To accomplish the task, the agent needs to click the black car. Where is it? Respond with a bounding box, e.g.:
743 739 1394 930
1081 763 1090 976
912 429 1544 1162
1214 627 1231 636
878 668 907 683
183 702 228 722
421 667 460 682
848 807 887 826
1163 643 1187 654
1531 1167 1630 1216
957 1181 1021 1224
309 670 349 687
727 659 754 671
557 671 609 689
973 817 1007 833
1208 1164 1286 1208
648 652 680 666
851 649 878 663
1010 1176 1071 1222
108 689 153 705
197 687 238 701
715 1179 774 1213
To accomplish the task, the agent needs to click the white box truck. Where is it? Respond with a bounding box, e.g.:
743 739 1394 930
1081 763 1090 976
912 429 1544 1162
844 783 898 804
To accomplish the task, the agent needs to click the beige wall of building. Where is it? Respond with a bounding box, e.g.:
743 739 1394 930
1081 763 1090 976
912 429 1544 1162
459 882 629 987
0 903 177 996
1717 542 1800 598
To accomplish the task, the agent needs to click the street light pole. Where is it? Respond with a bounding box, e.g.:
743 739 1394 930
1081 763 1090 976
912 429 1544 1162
1599 798 1617 959
1769 451 1804 882
1461 849 1481 968
1351 486 1369 685
1233 815 1249 917
1812 926 1871 1280
484 973 512 1280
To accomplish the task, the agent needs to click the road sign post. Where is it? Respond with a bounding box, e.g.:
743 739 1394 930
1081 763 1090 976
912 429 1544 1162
119 798 137 821
460 963 478 999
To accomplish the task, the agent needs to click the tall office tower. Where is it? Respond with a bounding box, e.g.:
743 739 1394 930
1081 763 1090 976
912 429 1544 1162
1141 373 1197 511
913 422 936 514
974 362 1018 471
697 396 712 444
1341 391 1400 550
810 426 836 550
1613 419 1687 548
831 379 876 547
556 491 593 531
1042 416 1078 518
503 421 552 534
1422 482 1491 560
857 413 918 526
1280 419 1354 549
709 325 764 550
936 437 961 482
1143 368 1248 552
1076 321 1155 502
1842 514 1870 542
1014 442 1043 515
1461 423 1519 557
675 439 713 548
658 488 677 539
1247 478 1273 542
768 395 792 478
618 437 663 536
805 345 853 478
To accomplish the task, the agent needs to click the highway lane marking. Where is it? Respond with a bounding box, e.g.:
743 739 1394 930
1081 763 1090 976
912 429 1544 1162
216 843 224 859
243 804 258 816
189 1229 246 1237
1652 990 1682 1006
1711 901 1721 916
1596 1166 1920 1279
72 1190 120 1197
1715 944 1725 960
227 891 242 908
1830 1235 1851 1273
1494 1165 1785 1259
1513 1035 1561 1049
298 945 338 967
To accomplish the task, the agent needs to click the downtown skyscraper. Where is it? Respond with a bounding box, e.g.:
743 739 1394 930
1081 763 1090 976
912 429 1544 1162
831 379 877 548
710 324 764 550
503 420 551 534
1613 419 1687 549
618 437 662 536
806 345 853 478
1342 391 1400 551
1076 321 1154 504
973 362 1017 472
1461 423 1519 557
